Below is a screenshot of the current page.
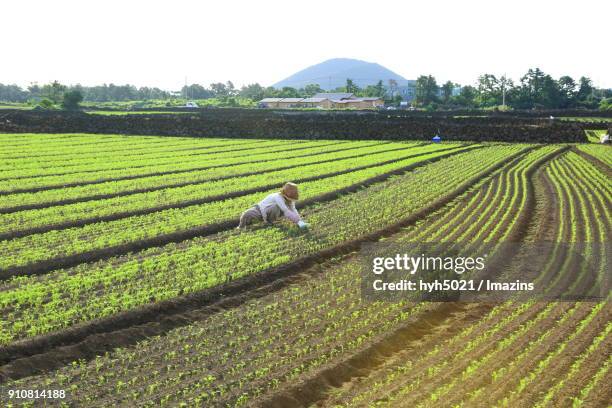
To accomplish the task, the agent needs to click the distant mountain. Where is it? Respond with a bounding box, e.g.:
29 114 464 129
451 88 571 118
273 58 410 90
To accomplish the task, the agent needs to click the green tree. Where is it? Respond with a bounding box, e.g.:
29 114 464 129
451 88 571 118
512 68 547 109
37 99 55 109
345 78 360 94
0 84 29 102
557 76 577 108
226 81 236 97
278 87 300 98
576 76 597 107
540 75 562 108
362 81 386 98
41 80 66 104
599 97 612 111
415 75 438 106
61 90 83 110
181 84 214 99
441 81 455 104
498 75 513 107
239 83 265 100
210 82 228 97
374 80 385 98
302 83 324 96
476 74 500 106
452 85 477 108
27 83 41 99
387 79 398 101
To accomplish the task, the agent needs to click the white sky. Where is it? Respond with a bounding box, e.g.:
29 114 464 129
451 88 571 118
3 0 611 90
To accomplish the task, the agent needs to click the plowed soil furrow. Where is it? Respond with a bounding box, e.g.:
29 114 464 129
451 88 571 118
45 257 371 404
549 161 593 295
508 304 610 408
456 154 609 406
395 302 569 408
544 159 596 298
453 164 581 404
535 158 574 294
134 302 426 407
580 361 612 408
400 146 538 244
555 159 608 297
543 327 612 408
439 302 594 408
326 303 548 408
253 304 489 408
392 158 502 243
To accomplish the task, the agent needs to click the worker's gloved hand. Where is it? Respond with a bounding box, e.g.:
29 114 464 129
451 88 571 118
297 220 310 229
286 212 300 223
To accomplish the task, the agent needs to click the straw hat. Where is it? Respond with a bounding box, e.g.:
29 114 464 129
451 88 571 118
281 182 299 201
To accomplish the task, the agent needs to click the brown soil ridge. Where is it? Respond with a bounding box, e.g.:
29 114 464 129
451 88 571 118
257 303 493 408
442 303 592 408
323 302 553 408
0 145 520 380
401 302 576 407
536 323 612 407
511 304 610 408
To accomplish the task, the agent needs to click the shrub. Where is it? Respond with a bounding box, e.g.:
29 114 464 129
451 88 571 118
61 90 84 110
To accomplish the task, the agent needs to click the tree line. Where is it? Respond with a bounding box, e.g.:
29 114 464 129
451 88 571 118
416 69 611 110
0 67 610 110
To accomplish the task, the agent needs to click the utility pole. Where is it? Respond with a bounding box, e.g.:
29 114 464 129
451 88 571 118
184 76 189 100
502 72 506 107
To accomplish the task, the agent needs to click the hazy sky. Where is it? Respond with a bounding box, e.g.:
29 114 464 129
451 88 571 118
3 0 611 90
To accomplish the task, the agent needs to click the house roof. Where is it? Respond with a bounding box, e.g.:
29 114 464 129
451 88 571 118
331 99 368 103
330 97 383 103
313 92 354 100
278 98 304 102
301 97 328 103
259 98 283 102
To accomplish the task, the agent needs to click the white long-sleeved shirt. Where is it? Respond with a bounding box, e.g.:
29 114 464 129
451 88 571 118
257 192 300 223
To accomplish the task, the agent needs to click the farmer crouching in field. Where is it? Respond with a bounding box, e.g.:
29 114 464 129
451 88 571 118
238 182 310 229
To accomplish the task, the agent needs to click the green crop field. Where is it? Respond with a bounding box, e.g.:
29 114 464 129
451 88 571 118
0 133 610 407
559 116 612 123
